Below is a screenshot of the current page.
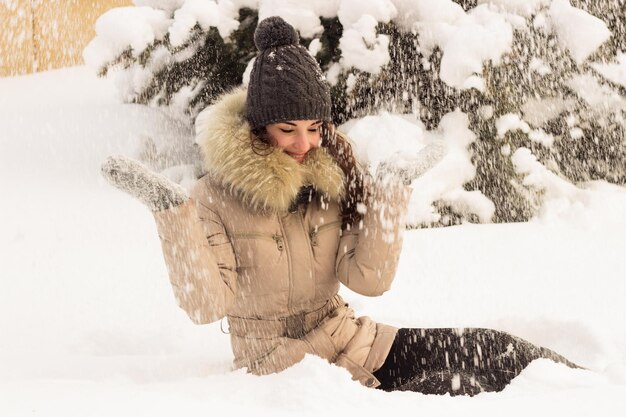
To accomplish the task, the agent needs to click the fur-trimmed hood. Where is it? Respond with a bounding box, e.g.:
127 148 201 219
194 87 345 213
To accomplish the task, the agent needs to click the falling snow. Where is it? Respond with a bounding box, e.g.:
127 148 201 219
1 0 626 415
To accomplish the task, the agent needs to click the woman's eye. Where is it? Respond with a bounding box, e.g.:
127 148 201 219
280 129 294 133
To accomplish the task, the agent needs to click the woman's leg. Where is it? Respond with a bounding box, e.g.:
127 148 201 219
373 328 579 396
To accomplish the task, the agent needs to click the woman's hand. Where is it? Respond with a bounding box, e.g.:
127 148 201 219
101 155 188 211
376 140 447 185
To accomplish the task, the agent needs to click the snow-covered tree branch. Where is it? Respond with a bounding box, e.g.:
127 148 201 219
84 0 626 226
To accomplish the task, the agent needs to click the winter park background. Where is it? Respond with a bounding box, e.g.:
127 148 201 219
1 0 626 415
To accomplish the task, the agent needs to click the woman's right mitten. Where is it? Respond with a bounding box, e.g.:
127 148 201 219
101 155 188 211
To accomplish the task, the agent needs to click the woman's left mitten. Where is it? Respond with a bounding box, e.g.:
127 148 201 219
377 141 447 185
101 155 188 211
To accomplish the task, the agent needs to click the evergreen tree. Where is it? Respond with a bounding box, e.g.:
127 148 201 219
85 0 626 226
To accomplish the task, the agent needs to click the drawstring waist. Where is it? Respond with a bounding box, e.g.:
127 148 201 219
227 295 345 339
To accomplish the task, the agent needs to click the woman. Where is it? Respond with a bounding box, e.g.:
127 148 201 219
103 16 578 396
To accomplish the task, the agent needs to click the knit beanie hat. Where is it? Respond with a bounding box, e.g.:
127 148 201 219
246 16 332 130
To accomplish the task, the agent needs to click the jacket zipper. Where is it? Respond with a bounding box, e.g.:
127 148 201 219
309 220 342 247
233 232 284 252
277 215 294 314
298 205 316 282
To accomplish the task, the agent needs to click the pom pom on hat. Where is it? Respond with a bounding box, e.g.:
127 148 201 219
254 16 299 51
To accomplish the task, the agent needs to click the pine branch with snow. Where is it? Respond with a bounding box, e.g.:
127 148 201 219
85 0 626 227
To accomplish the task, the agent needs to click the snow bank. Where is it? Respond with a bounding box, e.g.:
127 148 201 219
1 65 626 417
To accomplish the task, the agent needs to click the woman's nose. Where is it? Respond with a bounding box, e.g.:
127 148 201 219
292 132 310 151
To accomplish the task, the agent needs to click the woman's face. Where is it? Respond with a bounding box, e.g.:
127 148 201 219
266 120 322 163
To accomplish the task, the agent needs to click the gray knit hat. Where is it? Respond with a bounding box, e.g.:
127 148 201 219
246 16 332 130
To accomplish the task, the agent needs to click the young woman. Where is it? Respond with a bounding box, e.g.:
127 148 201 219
103 16 578 396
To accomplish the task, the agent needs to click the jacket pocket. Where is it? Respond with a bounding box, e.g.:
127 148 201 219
309 221 342 294
309 221 341 259
309 220 341 268
231 232 285 268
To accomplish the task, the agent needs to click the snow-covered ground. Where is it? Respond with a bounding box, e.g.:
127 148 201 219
1 67 626 416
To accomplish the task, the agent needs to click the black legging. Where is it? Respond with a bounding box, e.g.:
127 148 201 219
373 328 580 396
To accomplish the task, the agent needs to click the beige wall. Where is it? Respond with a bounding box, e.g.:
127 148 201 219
1 0 131 77
0 0 35 76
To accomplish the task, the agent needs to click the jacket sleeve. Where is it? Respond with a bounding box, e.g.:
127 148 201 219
152 183 237 324
335 176 411 297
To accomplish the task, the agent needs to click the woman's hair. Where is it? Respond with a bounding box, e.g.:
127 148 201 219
250 122 367 230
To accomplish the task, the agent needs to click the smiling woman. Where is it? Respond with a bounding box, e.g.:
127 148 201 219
265 120 322 163
101 15 580 396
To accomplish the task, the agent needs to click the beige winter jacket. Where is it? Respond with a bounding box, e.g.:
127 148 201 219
153 88 410 388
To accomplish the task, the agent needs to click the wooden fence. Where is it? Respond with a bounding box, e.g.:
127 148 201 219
0 0 131 77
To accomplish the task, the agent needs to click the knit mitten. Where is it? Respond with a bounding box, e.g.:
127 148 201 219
376 140 447 185
101 155 188 211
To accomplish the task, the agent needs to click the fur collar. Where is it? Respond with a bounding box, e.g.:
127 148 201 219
195 87 345 213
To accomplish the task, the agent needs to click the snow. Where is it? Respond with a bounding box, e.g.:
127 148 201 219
593 52 626 89
477 0 550 18
527 129 554 147
325 62 342 86
495 114 554 147
339 15 391 75
257 0 326 39
307 38 321 56
567 74 626 114
86 0 616 104
168 0 240 47
134 0 186 14
2 66 626 416
512 147 581 198
521 97 576 126
569 127 584 140
548 0 611 65
496 113 531 138
396 1 514 89
83 7 172 71
337 0 396 27
440 5 513 89
529 57 551 76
